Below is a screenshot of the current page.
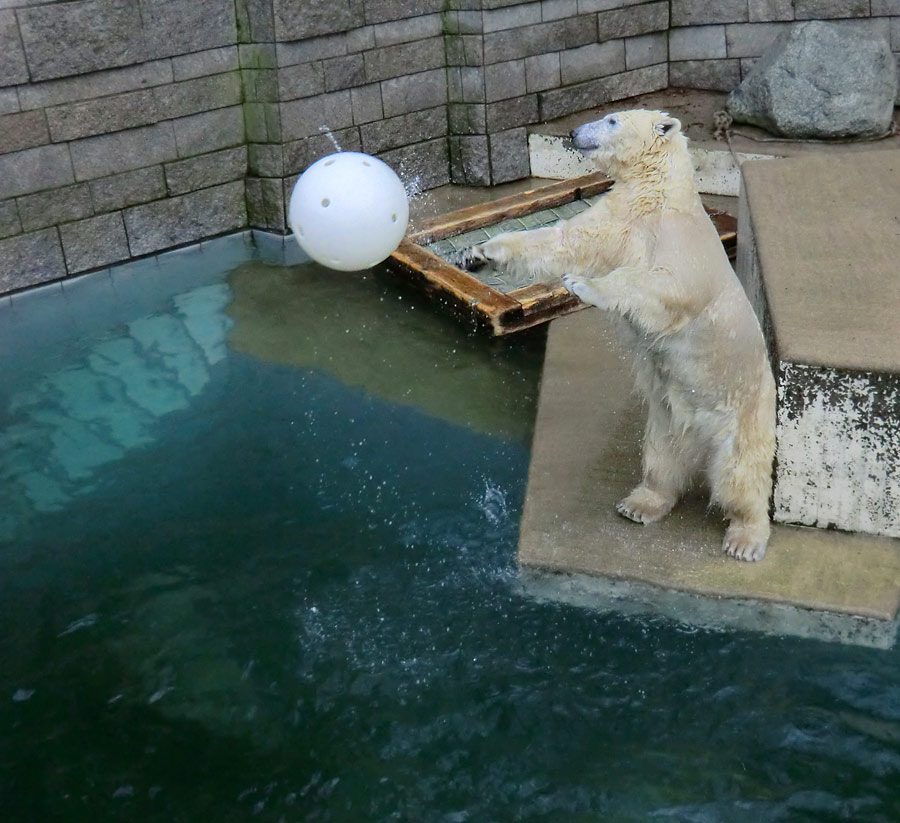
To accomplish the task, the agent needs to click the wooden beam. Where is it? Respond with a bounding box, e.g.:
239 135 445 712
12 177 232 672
388 240 524 334
408 172 613 244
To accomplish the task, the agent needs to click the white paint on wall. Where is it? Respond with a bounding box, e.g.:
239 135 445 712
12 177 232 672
528 133 594 180
690 147 776 196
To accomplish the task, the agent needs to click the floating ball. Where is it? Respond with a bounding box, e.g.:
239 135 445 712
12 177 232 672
288 152 409 272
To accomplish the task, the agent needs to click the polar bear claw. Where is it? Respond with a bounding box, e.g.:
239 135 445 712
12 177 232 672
616 486 676 524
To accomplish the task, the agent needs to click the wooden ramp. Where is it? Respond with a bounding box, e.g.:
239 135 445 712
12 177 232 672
517 309 900 648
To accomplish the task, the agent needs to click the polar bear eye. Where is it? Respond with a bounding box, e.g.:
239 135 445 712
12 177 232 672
607 116 618 126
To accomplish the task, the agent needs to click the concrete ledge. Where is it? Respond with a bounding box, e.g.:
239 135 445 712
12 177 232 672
527 87 900 196
519 570 900 650
529 132 775 196
517 310 900 645
741 152 900 373
739 151 900 538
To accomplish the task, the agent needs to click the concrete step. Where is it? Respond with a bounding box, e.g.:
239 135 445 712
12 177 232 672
529 131 774 196
515 88 900 643
518 310 900 648
738 150 900 541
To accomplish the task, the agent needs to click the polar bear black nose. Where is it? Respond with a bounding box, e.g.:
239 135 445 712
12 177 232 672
571 125 596 151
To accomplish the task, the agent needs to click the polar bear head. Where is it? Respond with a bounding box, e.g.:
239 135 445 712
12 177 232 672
571 109 687 179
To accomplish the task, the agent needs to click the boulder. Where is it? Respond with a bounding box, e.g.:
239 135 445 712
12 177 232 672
726 20 897 140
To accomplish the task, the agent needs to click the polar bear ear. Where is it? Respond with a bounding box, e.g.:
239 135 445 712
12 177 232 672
654 115 682 139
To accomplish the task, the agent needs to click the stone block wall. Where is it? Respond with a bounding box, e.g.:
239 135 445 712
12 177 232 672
241 0 452 232
0 0 248 293
669 0 900 92
445 0 669 185
2 0 899 294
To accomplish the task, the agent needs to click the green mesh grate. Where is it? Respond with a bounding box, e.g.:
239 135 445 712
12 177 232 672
426 195 602 293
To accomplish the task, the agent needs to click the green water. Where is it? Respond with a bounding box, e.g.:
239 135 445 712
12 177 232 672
1 236 899 822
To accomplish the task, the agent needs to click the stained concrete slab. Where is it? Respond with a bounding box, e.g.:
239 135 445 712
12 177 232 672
517 309 900 647
741 151 900 374
518 573 899 649
738 150 900 540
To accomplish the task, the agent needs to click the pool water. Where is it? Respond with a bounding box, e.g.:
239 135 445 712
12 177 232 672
1 236 899 822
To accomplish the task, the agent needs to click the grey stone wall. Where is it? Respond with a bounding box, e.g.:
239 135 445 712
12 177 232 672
1 0 246 292
446 0 669 185
669 0 900 92
242 0 451 232
1 0 899 294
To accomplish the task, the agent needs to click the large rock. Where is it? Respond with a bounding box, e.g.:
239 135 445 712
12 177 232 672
727 20 897 140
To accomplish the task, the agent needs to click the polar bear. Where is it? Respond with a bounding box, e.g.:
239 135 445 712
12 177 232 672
465 109 776 561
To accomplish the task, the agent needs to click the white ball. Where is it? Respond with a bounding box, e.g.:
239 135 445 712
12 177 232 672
288 152 410 272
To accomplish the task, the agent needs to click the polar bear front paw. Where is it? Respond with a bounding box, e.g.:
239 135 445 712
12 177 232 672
616 485 675 524
723 520 769 562
457 245 490 271
562 273 589 302
562 273 606 308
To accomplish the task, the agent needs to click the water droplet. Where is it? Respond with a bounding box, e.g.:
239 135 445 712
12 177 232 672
318 125 343 152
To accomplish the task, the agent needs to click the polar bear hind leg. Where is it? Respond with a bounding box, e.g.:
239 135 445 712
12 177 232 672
617 486 675 524
617 400 703 524
708 427 772 562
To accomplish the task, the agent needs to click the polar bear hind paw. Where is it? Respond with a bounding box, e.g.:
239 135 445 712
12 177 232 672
616 486 675 524
723 521 769 562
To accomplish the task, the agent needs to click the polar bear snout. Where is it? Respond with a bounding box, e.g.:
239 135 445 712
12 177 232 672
571 115 621 152
571 125 596 151
571 122 602 151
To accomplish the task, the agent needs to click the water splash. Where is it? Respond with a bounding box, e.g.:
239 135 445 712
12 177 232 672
476 480 509 526
319 125 343 153
403 174 423 201
58 613 99 637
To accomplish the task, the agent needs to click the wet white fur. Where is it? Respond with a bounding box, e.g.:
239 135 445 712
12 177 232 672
471 109 776 561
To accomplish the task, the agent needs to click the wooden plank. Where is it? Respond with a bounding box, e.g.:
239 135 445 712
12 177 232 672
408 172 613 245
708 210 737 258
505 283 553 307
391 241 519 313
508 282 581 316
387 241 523 334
